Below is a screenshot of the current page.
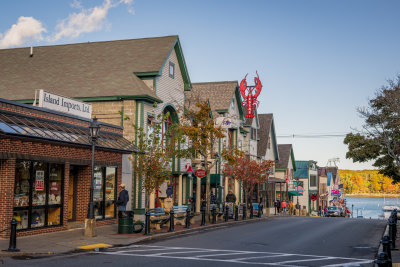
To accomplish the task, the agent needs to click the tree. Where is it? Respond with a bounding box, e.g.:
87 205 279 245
223 156 274 207
175 101 225 216
344 75 400 183
130 109 174 211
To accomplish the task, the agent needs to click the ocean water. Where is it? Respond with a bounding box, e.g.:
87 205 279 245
345 196 400 219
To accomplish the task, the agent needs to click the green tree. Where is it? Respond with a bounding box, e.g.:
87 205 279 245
344 76 400 183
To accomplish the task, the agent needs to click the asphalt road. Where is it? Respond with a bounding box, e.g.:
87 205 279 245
2 216 386 267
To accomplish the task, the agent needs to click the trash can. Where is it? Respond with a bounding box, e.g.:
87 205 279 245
118 211 134 234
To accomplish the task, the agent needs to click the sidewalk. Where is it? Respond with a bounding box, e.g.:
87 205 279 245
0 216 268 258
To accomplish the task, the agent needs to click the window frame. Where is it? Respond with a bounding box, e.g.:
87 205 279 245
169 62 175 79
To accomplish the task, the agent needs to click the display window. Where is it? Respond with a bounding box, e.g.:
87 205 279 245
93 166 117 220
13 160 64 230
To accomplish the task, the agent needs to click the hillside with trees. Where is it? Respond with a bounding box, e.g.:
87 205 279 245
339 170 400 195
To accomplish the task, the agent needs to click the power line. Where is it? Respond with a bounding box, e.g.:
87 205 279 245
277 133 347 138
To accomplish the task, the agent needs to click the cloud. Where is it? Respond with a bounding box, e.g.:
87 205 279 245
52 0 134 41
0 16 46 49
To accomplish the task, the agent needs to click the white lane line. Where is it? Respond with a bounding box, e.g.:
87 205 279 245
322 260 374 267
275 257 335 264
152 250 210 256
232 254 292 261
195 252 259 258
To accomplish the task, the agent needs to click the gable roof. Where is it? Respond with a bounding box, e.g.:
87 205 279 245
258 113 279 160
190 81 238 110
0 35 188 103
276 144 296 170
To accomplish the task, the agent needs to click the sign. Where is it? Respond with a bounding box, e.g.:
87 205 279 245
331 189 341 196
215 117 232 129
94 173 102 189
239 72 262 118
276 192 281 199
36 89 92 119
35 171 45 191
195 169 207 178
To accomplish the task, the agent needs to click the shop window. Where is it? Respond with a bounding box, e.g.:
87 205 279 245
13 160 64 230
93 166 117 220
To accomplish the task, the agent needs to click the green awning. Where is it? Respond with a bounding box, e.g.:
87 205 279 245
288 191 303 196
193 174 220 185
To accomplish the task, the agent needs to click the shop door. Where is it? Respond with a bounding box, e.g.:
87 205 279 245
68 167 77 221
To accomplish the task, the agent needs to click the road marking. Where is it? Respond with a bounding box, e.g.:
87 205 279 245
96 245 374 266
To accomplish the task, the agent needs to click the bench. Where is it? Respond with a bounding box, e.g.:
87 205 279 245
172 205 194 225
148 208 169 230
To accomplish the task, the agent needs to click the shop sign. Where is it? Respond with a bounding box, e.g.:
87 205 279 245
239 72 262 118
36 89 92 119
35 171 45 191
331 189 341 196
276 192 281 199
195 169 207 178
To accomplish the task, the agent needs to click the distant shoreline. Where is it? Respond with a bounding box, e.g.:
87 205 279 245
345 193 400 198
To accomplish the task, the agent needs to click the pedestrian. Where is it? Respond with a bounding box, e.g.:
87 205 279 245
324 207 327 217
116 184 129 211
274 200 278 215
210 190 217 204
189 189 196 211
226 190 236 203
281 200 287 214
277 200 281 213
288 200 294 215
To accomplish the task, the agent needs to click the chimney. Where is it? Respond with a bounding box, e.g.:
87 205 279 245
30 46 33 57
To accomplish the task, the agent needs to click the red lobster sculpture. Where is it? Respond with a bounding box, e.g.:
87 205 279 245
240 71 262 118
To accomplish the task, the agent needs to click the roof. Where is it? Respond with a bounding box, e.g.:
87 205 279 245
257 114 273 158
0 35 182 102
276 144 293 169
0 98 136 153
190 81 238 115
294 160 310 179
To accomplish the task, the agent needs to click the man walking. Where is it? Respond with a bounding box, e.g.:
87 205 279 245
117 184 129 211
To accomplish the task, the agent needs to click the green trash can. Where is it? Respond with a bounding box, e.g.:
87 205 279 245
118 211 134 234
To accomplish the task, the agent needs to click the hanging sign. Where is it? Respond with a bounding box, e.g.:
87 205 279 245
35 171 45 191
240 72 262 118
195 169 207 178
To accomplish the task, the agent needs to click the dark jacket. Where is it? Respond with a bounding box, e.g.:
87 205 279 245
226 193 236 203
117 189 129 206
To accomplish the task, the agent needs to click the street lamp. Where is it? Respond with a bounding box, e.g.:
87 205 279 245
296 177 300 216
86 117 100 237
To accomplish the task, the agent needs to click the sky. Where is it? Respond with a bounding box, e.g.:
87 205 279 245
1 0 400 170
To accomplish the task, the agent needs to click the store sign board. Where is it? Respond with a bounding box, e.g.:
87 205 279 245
94 173 102 189
35 170 45 191
195 169 207 178
37 89 92 119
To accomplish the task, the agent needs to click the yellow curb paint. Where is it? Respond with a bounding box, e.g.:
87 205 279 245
77 243 112 250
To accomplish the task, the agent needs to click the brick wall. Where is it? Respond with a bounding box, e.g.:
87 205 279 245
0 137 123 238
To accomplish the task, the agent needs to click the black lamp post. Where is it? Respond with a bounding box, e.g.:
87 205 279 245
88 117 100 219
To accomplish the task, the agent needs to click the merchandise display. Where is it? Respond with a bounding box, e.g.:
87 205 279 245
31 209 45 228
13 210 28 229
48 207 61 225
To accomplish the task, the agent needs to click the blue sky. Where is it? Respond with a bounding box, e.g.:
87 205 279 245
1 0 400 170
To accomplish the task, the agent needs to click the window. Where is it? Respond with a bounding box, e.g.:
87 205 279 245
251 128 257 140
169 62 175 78
93 166 117 220
310 175 317 187
13 161 63 230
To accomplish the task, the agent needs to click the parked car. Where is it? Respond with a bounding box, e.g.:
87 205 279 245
327 206 344 217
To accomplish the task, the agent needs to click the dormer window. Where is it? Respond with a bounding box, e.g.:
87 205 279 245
169 62 175 79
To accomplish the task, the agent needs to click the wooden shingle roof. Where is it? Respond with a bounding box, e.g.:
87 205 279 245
276 144 293 169
0 35 180 102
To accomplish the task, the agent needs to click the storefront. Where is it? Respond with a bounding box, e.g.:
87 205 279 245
0 98 135 237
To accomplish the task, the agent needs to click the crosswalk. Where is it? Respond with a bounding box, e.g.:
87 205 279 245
95 245 374 266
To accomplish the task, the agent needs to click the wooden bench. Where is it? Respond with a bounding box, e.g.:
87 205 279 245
172 205 193 225
148 208 169 230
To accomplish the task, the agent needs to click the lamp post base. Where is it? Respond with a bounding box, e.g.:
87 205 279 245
84 218 97 237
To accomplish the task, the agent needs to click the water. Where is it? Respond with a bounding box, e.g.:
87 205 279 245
345 196 400 219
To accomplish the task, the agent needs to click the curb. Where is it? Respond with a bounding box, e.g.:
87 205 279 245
0 217 270 258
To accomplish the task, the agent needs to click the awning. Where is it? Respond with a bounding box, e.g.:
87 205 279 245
288 191 303 196
193 174 220 185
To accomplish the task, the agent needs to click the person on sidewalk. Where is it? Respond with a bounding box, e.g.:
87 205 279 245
281 200 287 214
288 200 294 215
116 184 129 211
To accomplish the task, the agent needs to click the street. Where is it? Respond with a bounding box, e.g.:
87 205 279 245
2 216 386 266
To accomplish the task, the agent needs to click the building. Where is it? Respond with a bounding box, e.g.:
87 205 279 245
0 35 193 217
0 98 134 237
275 144 297 206
294 160 318 215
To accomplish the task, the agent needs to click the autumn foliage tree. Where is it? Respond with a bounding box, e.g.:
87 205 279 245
175 101 225 216
223 156 275 207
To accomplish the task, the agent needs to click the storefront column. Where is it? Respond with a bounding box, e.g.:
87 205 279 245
149 191 155 209
0 158 16 238
224 177 229 200
196 177 200 213
234 179 239 204
178 174 183 206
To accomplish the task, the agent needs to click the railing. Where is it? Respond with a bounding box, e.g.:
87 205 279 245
375 209 397 266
